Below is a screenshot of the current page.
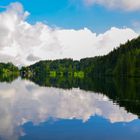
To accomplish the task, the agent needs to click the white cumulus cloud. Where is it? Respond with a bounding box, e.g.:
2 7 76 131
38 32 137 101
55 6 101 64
84 0 140 11
0 2 138 66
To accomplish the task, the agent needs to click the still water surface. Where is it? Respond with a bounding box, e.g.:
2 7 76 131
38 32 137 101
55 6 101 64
0 78 140 140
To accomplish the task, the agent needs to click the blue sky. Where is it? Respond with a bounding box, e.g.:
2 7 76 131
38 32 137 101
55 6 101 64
1 0 140 33
0 0 139 65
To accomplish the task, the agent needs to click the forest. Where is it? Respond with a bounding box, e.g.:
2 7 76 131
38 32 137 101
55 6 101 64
0 63 19 82
21 36 140 78
0 36 139 78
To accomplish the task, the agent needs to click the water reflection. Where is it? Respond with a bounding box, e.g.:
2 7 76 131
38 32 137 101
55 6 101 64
27 76 140 117
0 78 138 140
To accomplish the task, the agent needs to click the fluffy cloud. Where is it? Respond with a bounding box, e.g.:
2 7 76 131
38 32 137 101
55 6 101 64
0 2 138 66
84 0 140 11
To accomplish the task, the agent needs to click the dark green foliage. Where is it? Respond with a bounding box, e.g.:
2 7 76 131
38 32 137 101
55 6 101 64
21 36 140 78
88 36 140 77
20 58 84 78
0 62 19 75
0 62 19 82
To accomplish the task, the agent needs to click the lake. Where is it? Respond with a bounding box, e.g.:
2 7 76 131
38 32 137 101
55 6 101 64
0 77 140 140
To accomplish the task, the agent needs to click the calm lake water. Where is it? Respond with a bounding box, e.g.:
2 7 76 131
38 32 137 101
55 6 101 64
0 77 140 140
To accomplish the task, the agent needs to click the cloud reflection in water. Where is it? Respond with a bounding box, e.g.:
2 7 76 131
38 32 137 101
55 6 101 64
0 79 137 140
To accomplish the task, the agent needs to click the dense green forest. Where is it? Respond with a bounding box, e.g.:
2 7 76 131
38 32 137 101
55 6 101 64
83 36 140 77
0 36 139 78
0 63 19 82
21 36 140 78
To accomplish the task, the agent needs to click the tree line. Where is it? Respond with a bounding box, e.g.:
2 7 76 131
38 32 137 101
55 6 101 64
21 36 140 78
0 36 140 78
